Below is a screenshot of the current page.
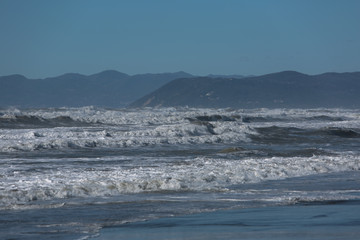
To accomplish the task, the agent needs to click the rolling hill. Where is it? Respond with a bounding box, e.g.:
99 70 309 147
129 71 360 109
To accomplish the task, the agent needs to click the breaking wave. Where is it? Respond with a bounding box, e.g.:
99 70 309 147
0 115 93 129
1 153 360 209
1 107 360 153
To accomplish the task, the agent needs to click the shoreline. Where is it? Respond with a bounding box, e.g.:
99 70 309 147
91 200 360 240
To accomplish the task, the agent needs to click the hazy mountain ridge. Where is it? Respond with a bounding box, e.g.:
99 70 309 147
2 70 360 109
0 70 193 108
129 71 360 109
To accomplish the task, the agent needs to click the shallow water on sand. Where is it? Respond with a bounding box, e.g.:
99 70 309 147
93 200 360 240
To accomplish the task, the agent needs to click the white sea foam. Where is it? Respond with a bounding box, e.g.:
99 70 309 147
0 111 255 152
1 107 360 208
1 153 359 208
1 107 360 240
0 125 253 152
1 107 360 152
2 106 359 125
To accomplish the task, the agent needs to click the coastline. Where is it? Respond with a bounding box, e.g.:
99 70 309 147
91 200 360 240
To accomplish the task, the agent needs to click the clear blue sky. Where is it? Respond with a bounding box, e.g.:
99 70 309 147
1 0 359 78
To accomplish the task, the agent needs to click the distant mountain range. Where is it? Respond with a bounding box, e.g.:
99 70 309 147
129 71 360 109
1 70 360 109
0 70 193 108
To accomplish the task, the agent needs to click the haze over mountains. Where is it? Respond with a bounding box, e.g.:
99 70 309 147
1 70 360 109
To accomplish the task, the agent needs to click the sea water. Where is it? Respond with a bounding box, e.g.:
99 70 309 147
0 107 359 239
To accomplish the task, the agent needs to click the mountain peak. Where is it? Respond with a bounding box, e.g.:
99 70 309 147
46 73 87 81
0 74 28 81
89 70 130 81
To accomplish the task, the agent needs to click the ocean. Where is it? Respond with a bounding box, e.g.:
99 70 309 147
0 107 360 239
